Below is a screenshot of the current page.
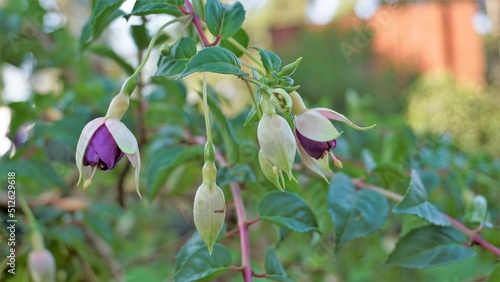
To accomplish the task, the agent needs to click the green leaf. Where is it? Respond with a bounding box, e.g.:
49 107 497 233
146 146 204 201
220 28 249 57
385 226 475 268
205 0 245 39
130 24 150 50
393 170 449 226
179 46 247 78
328 173 388 249
175 233 232 282
259 191 319 233
265 248 291 282
129 0 182 16
486 263 500 282
216 164 255 187
277 57 302 77
251 47 281 75
88 45 134 75
154 37 197 78
80 0 125 49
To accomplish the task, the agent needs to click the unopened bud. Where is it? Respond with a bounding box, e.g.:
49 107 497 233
28 249 56 282
259 150 285 191
160 44 172 56
193 183 226 254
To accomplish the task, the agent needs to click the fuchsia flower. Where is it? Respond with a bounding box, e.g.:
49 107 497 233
290 91 376 180
75 93 141 196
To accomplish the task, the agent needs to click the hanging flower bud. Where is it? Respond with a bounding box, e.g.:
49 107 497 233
193 162 225 254
28 248 56 282
75 92 141 197
290 91 376 180
257 96 296 190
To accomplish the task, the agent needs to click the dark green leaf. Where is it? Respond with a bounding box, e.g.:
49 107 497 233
259 191 319 233
385 226 475 268
175 232 232 282
393 170 449 226
80 0 125 49
205 0 245 39
220 28 249 57
129 0 182 16
130 24 150 49
328 173 388 249
179 46 247 78
265 248 291 282
217 164 255 187
88 45 135 75
251 47 281 75
154 37 197 78
146 146 204 201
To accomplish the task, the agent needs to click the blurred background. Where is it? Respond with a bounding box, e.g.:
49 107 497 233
1 0 499 281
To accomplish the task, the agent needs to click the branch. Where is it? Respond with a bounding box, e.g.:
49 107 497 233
353 178 500 257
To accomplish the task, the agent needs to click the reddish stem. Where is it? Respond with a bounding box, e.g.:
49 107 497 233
252 271 267 278
444 215 500 257
211 36 221 46
184 0 210 47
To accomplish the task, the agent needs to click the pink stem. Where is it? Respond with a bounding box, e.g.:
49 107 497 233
184 0 210 47
214 151 252 281
444 215 500 257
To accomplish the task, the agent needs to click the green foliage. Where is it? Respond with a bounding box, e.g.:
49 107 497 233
328 173 388 249
179 46 247 77
1 1 499 281
205 0 245 39
259 191 319 233
154 37 197 78
393 170 449 226
265 248 291 282
80 0 125 49
174 233 231 281
385 226 476 268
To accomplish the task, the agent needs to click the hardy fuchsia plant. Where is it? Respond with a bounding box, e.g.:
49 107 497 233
54 0 500 281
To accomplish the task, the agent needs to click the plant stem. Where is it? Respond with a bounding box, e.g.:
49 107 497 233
353 178 500 258
230 182 252 281
244 80 262 119
213 148 252 281
184 0 210 47
132 15 192 78
227 37 262 67
202 73 212 144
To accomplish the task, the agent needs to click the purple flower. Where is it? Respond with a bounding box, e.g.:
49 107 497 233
295 129 337 159
290 91 376 181
76 117 141 196
83 124 124 170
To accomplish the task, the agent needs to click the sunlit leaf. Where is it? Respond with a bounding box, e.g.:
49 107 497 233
179 47 247 78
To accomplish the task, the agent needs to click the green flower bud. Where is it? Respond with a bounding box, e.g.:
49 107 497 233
464 195 488 227
28 248 56 282
278 57 302 77
278 76 294 87
258 150 285 191
160 44 172 56
193 181 226 254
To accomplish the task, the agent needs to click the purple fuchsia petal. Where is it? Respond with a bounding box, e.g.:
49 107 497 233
295 129 336 159
83 124 124 170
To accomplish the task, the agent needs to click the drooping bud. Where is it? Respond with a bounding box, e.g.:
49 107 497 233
160 44 172 56
28 248 56 282
105 92 130 120
193 181 226 255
